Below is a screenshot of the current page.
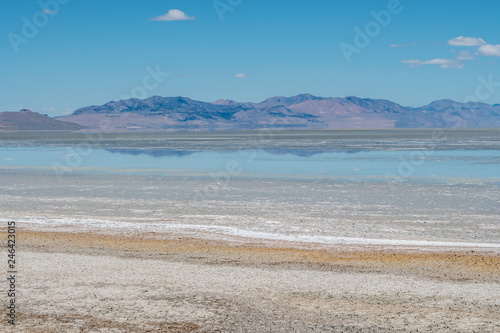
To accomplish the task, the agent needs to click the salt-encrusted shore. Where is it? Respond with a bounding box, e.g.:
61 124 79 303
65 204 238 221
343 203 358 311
0 165 499 331
4 228 500 332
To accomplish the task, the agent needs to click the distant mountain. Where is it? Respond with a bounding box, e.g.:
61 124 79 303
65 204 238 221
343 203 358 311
52 94 500 131
0 109 84 131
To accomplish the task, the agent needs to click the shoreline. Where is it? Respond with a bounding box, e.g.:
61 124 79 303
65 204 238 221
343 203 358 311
13 228 500 282
8 219 500 251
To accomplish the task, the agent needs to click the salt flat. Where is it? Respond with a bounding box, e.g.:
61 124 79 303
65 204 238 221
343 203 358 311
4 230 499 332
1 130 499 331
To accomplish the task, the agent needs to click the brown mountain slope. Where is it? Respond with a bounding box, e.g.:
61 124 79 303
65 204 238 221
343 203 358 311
0 109 84 131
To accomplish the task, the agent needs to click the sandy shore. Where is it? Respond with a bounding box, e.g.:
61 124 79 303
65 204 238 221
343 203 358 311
3 228 500 332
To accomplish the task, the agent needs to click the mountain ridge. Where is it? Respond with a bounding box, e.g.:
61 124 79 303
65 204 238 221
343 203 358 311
4 94 500 132
58 94 500 130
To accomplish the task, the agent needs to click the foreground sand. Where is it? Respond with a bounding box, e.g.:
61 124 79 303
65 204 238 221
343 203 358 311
3 229 500 332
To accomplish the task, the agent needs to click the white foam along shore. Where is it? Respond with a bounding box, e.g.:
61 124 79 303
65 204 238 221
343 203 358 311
7 217 500 250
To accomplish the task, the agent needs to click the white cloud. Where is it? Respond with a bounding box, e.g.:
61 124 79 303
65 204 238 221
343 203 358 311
149 9 195 22
478 44 500 57
400 36 499 69
456 50 475 60
447 36 486 47
402 58 464 69
43 9 57 14
235 73 248 78
446 36 500 57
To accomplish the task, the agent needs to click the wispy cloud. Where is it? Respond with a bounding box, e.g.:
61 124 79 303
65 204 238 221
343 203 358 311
478 44 500 57
447 36 500 57
149 9 195 22
448 36 486 46
43 9 57 14
402 58 464 69
447 36 486 47
456 50 475 60
401 36 500 69
235 73 248 78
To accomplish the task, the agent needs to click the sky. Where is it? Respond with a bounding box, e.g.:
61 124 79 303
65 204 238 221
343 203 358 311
1 0 500 117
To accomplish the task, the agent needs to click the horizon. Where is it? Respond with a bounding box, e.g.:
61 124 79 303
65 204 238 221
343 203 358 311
65 93 500 118
1 0 500 116
6 93 500 118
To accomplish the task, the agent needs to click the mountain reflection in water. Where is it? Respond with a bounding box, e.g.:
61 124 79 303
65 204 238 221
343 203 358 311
105 148 360 158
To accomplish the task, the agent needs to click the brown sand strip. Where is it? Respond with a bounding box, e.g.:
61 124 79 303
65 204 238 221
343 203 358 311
11 230 500 282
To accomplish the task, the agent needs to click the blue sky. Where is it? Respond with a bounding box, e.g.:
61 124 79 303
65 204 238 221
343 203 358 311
1 0 500 116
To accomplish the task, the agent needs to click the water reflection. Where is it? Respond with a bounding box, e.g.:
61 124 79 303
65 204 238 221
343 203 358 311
0 146 499 181
106 149 196 158
105 148 360 158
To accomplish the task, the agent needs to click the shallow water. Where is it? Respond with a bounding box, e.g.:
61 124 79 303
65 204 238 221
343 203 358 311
1 129 499 248
0 146 500 181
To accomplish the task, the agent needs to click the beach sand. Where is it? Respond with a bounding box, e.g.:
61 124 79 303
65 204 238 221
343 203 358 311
3 228 500 332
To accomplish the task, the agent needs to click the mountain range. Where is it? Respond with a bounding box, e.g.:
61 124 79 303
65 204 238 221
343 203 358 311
2 94 500 131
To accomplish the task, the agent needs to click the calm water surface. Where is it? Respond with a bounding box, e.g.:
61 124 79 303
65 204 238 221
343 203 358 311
1 129 499 247
0 146 499 181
